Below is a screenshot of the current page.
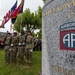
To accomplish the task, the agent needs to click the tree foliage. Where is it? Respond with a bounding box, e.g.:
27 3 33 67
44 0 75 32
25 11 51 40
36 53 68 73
37 29 42 39
42 0 46 3
14 7 42 32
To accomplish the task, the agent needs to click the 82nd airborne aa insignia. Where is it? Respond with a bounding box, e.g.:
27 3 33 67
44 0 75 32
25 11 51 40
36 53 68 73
60 22 75 51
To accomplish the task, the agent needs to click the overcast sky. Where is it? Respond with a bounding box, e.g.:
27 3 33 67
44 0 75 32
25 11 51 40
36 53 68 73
0 0 43 32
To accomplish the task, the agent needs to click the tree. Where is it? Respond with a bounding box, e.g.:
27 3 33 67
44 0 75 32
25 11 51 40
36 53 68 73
14 7 42 32
37 6 42 29
42 0 46 3
14 8 33 32
14 14 22 32
22 8 32 30
37 29 42 39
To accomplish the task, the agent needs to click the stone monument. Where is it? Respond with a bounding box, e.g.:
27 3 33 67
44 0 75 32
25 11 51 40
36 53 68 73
42 0 75 75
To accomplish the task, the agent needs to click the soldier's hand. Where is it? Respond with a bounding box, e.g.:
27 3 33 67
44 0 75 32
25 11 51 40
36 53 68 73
9 49 11 51
30 49 33 52
11 44 13 47
22 42 25 45
19 43 21 46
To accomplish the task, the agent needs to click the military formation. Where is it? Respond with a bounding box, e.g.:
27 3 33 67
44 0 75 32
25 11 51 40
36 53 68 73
3 30 34 69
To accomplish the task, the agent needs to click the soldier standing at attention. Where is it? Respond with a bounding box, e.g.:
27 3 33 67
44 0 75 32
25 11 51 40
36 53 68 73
11 32 18 65
25 30 34 69
18 31 25 66
4 32 12 65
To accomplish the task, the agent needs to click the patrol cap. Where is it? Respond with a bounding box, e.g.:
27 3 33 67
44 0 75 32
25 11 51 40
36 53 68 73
14 31 17 34
14 32 17 34
27 30 31 33
21 31 24 34
7 32 11 35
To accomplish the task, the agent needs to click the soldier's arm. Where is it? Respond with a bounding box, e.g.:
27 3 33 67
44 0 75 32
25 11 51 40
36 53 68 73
16 36 19 46
2 36 7 43
9 36 12 45
32 36 34 49
13 36 19 46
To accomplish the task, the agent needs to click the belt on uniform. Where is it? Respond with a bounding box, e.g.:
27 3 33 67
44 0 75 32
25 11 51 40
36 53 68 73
18 43 25 46
18 45 23 47
26 42 31 44
18 45 24 46
5 44 10 46
11 44 18 47
13 45 18 46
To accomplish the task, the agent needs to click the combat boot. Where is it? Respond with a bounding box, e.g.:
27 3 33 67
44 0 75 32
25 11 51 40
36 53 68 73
25 63 30 69
4 61 10 64
18 63 22 67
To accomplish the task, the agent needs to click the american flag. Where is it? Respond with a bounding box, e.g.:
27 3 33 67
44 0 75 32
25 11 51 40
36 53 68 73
0 0 17 28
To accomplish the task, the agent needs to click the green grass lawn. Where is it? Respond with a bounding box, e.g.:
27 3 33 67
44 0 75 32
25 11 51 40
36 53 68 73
0 49 41 75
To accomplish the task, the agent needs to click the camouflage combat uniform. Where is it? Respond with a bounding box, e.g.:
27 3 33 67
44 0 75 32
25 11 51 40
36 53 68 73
11 33 18 64
25 33 34 65
18 34 25 65
4 33 11 64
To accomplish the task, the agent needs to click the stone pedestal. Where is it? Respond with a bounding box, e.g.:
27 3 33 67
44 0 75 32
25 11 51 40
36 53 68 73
42 0 75 75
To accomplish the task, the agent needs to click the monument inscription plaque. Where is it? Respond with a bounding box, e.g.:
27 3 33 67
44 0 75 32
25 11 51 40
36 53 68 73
42 0 75 75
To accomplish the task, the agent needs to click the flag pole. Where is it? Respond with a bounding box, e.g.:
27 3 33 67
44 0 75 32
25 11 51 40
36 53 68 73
11 0 18 33
20 0 25 33
20 14 22 33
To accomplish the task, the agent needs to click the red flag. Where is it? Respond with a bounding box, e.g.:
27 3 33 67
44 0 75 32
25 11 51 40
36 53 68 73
11 4 22 18
11 0 25 24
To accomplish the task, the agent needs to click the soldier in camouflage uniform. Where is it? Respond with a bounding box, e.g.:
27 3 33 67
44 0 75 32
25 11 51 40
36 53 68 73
4 32 12 64
11 32 18 65
18 31 25 66
25 31 34 69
